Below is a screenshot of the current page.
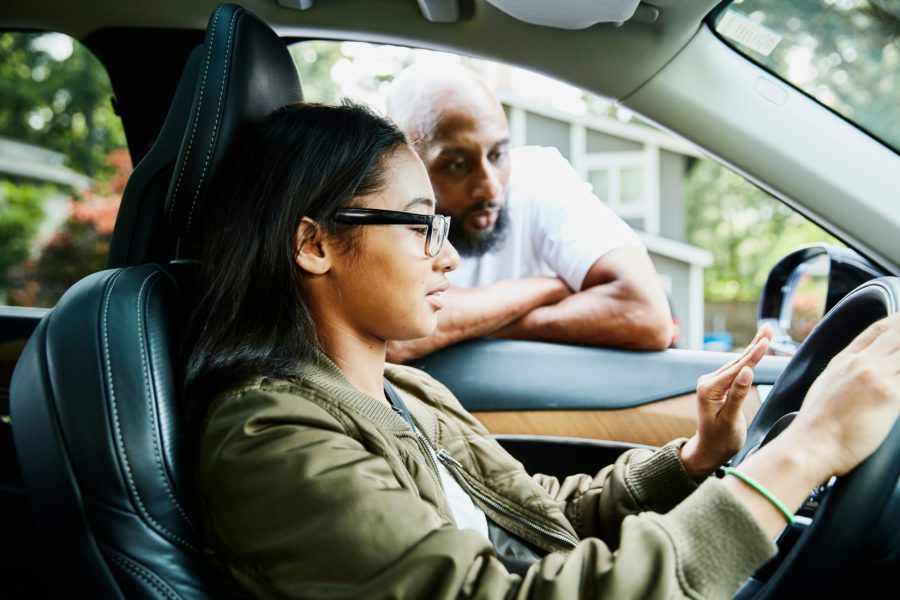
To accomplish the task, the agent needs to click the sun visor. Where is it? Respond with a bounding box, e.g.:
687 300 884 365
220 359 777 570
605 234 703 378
485 0 642 29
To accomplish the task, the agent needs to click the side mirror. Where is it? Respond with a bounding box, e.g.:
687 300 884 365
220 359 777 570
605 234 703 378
758 244 886 356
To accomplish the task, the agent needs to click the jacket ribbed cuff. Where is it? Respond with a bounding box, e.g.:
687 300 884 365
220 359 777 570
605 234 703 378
626 440 698 514
649 478 777 599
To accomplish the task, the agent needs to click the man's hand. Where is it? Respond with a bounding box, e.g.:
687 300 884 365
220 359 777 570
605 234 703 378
680 324 773 480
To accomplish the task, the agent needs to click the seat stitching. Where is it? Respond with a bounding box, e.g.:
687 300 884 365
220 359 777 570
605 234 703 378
102 269 197 552
185 7 240 234
168 4 223 225
103 547 181 600
137 272 195 529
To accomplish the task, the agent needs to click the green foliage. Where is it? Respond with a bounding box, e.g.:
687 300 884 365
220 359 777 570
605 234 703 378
22 213 111 306
730 0 899 149
289 41 346 104
686 160 841 302
0 32 126 178
0 181 47 284
0 31 128 306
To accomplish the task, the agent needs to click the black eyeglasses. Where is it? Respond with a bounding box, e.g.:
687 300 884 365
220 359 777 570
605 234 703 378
331 208 451 257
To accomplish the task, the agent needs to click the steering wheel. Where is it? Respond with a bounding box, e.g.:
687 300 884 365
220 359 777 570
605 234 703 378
729 276 900 598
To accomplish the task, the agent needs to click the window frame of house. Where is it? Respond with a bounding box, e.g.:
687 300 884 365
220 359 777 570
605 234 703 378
583 148 659 234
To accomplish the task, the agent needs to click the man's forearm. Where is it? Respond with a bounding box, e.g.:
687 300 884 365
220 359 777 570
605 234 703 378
493 281 673 350
386 277 570 362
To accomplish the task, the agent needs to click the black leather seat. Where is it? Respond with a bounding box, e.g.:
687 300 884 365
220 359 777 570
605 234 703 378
9 4 303 597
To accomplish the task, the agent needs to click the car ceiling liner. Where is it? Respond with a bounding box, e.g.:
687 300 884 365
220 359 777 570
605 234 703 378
275 1 658 28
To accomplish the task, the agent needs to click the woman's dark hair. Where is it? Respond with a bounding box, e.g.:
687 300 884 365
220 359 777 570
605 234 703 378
183 101 407 417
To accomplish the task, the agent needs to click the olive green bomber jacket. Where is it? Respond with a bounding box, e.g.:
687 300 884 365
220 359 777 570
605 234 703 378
198 357 776 599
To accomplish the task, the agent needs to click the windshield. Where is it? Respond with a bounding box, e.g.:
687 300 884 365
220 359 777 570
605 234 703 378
712 0 899 152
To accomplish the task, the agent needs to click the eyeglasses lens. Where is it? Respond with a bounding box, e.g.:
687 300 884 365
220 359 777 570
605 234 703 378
428 217 448 257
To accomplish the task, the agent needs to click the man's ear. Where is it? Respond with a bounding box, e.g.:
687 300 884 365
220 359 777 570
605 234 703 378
294 217 331 275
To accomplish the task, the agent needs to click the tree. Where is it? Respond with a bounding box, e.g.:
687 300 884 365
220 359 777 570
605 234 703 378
685 159 841 302
289 41 346 104
0 32 126 179
1 31 128 305
728 0 899 149
0 182 46 294
8 150 129 307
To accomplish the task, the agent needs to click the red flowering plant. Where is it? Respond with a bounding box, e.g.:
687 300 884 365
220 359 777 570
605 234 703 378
10 150 131 307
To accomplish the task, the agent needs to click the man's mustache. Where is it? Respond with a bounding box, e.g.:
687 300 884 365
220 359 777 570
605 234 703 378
461 201 502 218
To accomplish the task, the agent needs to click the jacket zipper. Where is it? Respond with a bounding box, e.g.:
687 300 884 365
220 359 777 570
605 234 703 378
436 448 578 549
414 430 446 494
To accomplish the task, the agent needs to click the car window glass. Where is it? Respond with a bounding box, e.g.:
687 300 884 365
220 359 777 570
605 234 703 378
0 32 128 308
712 0 899 152
289 40 842 352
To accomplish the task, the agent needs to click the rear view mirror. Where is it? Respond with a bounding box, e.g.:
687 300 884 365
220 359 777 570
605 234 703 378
758 244 886 356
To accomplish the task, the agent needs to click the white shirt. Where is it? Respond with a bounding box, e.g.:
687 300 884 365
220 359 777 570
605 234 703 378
447 146 644 292
435 460 489 539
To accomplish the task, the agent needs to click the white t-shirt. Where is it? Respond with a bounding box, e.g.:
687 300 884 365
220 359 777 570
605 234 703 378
435 460 489 539
447 146 644 292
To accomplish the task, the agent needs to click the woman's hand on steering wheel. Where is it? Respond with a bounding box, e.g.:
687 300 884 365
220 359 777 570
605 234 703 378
782 311 900 479
680 324 773 480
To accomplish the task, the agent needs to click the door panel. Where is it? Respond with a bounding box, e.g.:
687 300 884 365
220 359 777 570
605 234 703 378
412 339 788 445
1 308 47 396
0 308 51 593
475 389 761 446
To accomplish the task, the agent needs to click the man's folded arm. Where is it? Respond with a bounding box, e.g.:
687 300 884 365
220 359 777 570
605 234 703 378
492 246 673 351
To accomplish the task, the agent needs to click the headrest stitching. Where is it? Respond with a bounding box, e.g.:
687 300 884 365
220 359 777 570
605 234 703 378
185 7 241 234
167 4 223 227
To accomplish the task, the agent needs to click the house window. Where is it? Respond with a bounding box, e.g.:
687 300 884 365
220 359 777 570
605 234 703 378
585 155 648 223
620 166 644 205
587 169 609 203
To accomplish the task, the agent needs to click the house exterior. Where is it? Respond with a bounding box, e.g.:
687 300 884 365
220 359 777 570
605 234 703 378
502 97 713 349
0 136 92 247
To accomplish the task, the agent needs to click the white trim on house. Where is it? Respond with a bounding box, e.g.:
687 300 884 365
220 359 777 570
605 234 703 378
688 263 705 350
0 137 91 190
644 144 660 235
507 104 527 148
581 152 644 168
637 231 713 267
569 122 585 174
500 94 703 158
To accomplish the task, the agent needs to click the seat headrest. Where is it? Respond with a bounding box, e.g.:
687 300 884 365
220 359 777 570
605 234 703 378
106 46 202 268
164 3 303 240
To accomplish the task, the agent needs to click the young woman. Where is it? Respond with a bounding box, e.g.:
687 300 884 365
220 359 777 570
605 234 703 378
185 102 900 599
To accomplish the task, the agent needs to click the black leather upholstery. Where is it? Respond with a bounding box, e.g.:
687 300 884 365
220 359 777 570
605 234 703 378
105 48 202 268
10 4 304 597
165 3 303 241
11 265 216 598
108 3 303 265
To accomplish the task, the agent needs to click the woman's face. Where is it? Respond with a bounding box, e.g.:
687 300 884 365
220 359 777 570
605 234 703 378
322 145 459 344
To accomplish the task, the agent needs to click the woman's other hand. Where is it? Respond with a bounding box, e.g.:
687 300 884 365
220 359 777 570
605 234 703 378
680 324 773 480
782 312 900 478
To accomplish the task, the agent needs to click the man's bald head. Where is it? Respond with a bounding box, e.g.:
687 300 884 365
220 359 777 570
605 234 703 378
387 64 507 148
387 64 513 257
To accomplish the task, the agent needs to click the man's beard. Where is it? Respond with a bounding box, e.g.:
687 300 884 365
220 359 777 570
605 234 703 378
447 201 510 257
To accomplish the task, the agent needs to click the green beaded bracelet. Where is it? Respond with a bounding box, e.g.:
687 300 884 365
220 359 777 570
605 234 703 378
722 466 796 526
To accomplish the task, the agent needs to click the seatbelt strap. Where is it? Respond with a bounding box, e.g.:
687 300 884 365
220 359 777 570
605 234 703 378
383 378 417 432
